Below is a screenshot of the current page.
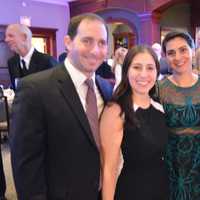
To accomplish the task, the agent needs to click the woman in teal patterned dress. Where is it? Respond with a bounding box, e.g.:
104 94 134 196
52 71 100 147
159 31 200 200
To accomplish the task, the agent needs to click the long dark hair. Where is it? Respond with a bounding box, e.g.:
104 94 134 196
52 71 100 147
112 45 160 128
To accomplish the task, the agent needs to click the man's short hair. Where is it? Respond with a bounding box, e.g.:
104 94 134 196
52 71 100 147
67 13 108 40
162 31 195 55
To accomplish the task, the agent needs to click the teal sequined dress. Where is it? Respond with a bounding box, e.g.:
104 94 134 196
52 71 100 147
159 77 200 200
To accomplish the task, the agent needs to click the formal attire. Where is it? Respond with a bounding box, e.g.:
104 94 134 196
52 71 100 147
58 52 67 63
8 48 57 90
10 60 113 200
159 77 200 200
159 57 171 75
114 100 169 200
0 137 6 199
96 61 115 80
0 88 6 199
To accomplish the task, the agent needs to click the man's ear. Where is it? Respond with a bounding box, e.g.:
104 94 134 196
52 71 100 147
64 35 72 51
21 33 27 42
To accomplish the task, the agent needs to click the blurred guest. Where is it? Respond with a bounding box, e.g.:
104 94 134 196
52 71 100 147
0 85 6 200
152 42 171 79
195 30 200 49
10 13 113 200
0 136 6 200
96 60 115 84
193 47 200 74
58 49 68 63
112 47 128 90
5 24 57 90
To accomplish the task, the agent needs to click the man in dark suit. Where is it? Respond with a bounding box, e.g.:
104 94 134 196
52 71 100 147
5 24 57 90
10 13 113 200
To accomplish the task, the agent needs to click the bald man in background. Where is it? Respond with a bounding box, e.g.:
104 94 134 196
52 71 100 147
5 24 57 90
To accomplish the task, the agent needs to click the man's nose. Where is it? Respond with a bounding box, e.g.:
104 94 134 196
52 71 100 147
174 51 181 61
90 42 101 54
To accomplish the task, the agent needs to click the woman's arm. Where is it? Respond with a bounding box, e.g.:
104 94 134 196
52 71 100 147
100 103 123 200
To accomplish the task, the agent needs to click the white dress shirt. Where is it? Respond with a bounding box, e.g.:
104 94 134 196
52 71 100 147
114 64 122 91
64 58 104 117
20 46 35 70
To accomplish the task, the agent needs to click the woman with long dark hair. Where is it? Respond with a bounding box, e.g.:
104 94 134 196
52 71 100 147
100 45 169 200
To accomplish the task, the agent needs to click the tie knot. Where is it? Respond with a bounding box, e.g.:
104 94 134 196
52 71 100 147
85 79 94 89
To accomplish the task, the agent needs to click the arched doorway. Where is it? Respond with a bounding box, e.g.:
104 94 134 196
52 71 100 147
96 8 141 55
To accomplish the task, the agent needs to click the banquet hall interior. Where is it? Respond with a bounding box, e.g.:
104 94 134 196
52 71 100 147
0 0 199 199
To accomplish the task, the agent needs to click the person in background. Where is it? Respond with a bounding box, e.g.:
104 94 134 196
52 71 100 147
0 85 6 200
100 45 169 200
193 47 200 74
5 24 57 90
152 42 171 79
112 47 128 90
158 31 200 200
58 49 68 63
96 60 115 85
195 30 200 49
10 13 113 200
0 136 6 200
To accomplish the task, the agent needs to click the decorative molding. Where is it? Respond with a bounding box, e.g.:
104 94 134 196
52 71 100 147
31 0 76 6
138 11 152 22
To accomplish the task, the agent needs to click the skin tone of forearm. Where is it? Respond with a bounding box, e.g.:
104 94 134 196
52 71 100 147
102 150 121 200
100 104 123 200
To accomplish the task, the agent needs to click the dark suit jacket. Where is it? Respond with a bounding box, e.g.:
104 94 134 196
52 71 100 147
0 136 6 197
58 52 67 63
10 64 113 200
159 57 172 75
96 61 115 80
7 49 57 90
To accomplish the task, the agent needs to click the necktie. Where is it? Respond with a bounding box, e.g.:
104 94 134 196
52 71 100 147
21 59 28 75
85 79 100 149
85 79 102 190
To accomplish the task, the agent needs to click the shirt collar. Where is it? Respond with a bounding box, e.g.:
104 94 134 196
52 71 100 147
20 46 34 66
64 58 95 88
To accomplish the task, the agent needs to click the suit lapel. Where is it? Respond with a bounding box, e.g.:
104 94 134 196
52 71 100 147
28 50 38 73
14 55 23 77
54 65 98 150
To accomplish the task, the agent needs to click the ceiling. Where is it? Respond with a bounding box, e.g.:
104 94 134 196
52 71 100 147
31 0 78 6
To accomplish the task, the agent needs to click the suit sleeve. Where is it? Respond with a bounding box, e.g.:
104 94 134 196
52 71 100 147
47 56 58 68
10 79 47 200
7 59 15 90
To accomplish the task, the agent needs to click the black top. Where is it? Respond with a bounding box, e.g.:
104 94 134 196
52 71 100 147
115 104 169 200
